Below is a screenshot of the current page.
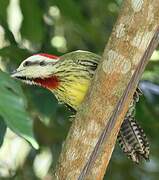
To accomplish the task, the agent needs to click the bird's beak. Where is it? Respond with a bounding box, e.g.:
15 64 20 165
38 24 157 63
10 70 18 78
10 69 24 79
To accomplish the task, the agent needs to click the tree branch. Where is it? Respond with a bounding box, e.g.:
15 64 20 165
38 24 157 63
79 26 159 180
54 0 159 179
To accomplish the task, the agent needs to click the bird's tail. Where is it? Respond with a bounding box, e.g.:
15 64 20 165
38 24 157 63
117 88 150 163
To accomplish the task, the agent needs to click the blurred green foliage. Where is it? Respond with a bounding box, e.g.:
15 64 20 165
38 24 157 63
0 0 159 179
0 71 38 149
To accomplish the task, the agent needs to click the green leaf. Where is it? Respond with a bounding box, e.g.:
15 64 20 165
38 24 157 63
0 70 39 149
0 45 30 64
0 116 7 147
0 0 17 45
52 0 86 25
0 0 9 21
20 0 44 43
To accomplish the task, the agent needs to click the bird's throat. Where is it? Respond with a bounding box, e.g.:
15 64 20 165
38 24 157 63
34 76 60 89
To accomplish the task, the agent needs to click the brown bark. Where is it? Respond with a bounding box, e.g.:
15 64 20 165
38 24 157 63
54 0 159 179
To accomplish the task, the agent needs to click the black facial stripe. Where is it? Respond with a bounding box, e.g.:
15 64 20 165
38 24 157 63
23 60 53 67
39 61 47 66
23 61 32 66
15 76 32 81
23 61 42 67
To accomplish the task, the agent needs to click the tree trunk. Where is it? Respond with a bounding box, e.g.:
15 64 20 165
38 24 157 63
54 0 159 179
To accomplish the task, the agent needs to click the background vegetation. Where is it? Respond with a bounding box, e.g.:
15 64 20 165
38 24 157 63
0 0 159 179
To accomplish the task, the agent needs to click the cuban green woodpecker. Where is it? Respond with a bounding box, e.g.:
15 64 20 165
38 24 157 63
11 50 149 163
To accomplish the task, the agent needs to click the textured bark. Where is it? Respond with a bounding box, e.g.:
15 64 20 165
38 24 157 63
54 0 159 179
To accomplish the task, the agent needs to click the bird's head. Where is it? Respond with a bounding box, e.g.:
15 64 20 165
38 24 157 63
11 53 61 89
11 50 100 109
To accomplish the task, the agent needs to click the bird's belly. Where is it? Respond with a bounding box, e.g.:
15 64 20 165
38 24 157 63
67 82 89 109
55 79 90 110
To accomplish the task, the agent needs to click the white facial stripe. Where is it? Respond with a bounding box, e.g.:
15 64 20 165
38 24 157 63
13 54 60 79
20 79 41 86
18 54 59 69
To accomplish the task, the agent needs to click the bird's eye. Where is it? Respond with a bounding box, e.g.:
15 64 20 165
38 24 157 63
23 61 31 66
39 61 46 66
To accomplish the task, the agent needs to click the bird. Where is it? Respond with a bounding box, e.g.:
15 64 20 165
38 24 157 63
11 50 149 163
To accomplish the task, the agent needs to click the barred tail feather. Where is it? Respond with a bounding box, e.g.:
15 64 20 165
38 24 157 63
118 116 149 163
117 88 149 163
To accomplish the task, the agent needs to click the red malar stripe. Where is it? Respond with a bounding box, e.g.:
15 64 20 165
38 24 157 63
34 76 59 89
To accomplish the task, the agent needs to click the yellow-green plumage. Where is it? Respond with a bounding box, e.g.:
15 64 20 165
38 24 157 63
49 50 149 163
51 50 100 110
12 50 150 163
